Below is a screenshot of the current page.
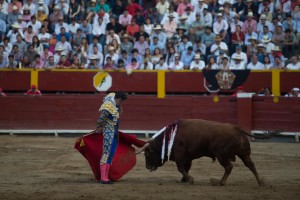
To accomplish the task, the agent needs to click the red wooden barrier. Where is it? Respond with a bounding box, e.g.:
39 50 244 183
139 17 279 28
0 95 299 132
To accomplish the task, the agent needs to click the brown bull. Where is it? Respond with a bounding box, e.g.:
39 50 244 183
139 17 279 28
138 119 280 186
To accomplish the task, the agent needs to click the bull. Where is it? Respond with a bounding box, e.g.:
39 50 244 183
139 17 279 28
137 119 280 186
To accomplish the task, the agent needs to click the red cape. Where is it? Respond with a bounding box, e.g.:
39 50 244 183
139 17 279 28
74 131 146 181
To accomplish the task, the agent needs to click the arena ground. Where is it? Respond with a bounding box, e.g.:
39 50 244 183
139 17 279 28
0 135 299 200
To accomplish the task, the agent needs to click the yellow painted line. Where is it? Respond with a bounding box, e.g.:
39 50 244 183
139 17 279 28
30 70 39 88
272 70 281 96
157 70 166 98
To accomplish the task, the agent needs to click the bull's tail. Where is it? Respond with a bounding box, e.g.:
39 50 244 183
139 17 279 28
238 128 282 139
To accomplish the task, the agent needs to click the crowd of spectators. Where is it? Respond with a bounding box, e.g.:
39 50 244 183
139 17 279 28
0 0 299 70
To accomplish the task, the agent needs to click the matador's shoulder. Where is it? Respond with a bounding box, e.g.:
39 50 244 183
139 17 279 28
99 101 119 117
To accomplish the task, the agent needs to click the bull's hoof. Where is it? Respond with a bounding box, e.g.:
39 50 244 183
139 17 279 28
188 176 194 185
259 178 266 187
210 178 223 186
180 177 188 183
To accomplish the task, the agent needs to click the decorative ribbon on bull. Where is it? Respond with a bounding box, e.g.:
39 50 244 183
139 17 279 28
152 122 178 164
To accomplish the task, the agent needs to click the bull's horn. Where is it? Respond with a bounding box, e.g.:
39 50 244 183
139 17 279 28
135 143 150 154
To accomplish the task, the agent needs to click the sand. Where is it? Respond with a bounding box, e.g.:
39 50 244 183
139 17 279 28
0 135 299 200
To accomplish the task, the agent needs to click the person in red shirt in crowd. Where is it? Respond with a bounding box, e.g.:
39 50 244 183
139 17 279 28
0 88 7 97
56 55 72 69
126 0 142 16
24 84 42 96
232 86 246 97
126 18 139 38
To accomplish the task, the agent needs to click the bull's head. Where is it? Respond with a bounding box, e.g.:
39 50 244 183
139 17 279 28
136 141 164 172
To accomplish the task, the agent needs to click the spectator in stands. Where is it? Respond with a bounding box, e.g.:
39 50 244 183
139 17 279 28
119 34 132 55
269 46 285 66
32 36 44 54
126 57 140 71
156 0 169 15
181 46 195 69
40 46 53 62
126 18 139 38
257 14 272 34
149 8 162 25
163 14 177 39
243 12 257 32
55 35 72 57
230 55 245 70
17 15 27 33
103 56 115 70
24 45 38 63
155 57 168 70
105 46 119 65
201 26 215 53
161 6 179 25
149 36 164 54
88 45 103 66
79 19 92 44
244 26 258 46
210 35 228 56
22 6 32 23
190 54 205 70
258 25 272 41
151 25 167 45
21 56 31 68
286 56 300 70
261 35 275 53
230 14 243 34
178 35 192 52
213 13 228 35
126 0 142 17
177 16 189 32
7 23 24 44
31 55 45 69
232 86 245 97
205 56 218 69
231 45 247 67
256 87 272 96
151 48 163 66
24 26 37 45
140 58 153 70
0 55 7 68
56 54 71 68
115 59 125 70
272 25 285 48
285 87 300 97
130 48 143 65
24 84 42 96
0 87 6 97
283 29 297 58
36 7 47 23
10 45 23 65
7 55 18 69
231 25 245 52
14 35 27 54
262 55 273 69
169 54 184 70
53 46 64 64
247 54 264 70
7 5 20 27
133 35 148 56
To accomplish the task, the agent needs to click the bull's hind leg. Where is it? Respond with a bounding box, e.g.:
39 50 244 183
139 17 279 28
211 157 233 186
238 154 265 186
176 160 194 184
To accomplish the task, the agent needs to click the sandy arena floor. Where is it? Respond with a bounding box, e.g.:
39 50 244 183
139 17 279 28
0 135 299 200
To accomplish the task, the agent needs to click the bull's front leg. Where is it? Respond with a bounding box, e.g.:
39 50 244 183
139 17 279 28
176 161 194 185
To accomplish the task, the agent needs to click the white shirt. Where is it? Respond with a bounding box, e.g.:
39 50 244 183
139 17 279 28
231 52 248 66
230 62 246 70
86 52 104 66
204 12 213 27
27 21 42 33
55 41 72 56
7 30 25 43
38 32 51 45
183 12 196 25
18 21 27 32
156 1 169 15
55 23 69 35
21 3 36 15
92 21 106 36
0 1 9 15
194 3 208 14
230 21 244 33
161 12 179 24
286 62 300 70
140 62 154 70
155 63 168 70
213 20 228 34
263 42 275 54
190 60 205 70
169 61 184 70
106 33 121 45
94 13 110 25
210 42 228 56
69 23 80 35
144 24 154 35
104 53 119 64
58 3 69 15
247 61 264 70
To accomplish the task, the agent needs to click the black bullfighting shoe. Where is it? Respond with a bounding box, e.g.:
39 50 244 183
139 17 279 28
99 180 113 184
